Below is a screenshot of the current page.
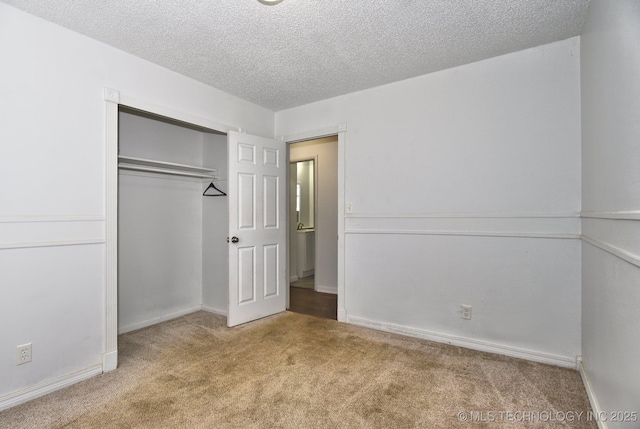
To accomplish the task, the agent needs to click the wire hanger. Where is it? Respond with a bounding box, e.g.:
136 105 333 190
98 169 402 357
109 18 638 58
203 182 227 197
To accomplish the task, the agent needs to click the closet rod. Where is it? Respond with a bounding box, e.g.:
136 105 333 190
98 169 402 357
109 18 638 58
118 164 217 179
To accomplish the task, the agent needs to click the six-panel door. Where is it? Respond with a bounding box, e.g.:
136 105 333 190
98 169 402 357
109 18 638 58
227 131 286 327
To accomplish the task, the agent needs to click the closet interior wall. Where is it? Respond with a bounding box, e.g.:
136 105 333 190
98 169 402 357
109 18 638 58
118 109 228 334
202 132 229 314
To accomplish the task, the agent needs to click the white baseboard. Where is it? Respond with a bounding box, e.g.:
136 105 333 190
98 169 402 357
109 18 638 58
290 275 299 282
347 316 577 368
118 305 203 334
315 285 337 294
102 350 118 372
337 308 347 323
579 358 607 429
0 364 103 412
202 305 228 316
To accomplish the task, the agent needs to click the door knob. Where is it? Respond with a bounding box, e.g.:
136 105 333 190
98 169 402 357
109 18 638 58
231 236 239 243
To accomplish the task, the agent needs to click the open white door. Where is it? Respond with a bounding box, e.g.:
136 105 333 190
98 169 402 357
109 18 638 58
227 130 286 327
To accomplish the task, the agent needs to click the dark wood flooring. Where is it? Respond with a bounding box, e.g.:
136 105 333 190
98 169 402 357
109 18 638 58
288 286 337 320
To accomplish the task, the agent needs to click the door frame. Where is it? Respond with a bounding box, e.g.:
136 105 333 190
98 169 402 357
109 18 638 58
282 124 347 322
103 87 234 372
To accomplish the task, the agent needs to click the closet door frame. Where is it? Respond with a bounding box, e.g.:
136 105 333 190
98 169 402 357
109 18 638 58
103 88 232 372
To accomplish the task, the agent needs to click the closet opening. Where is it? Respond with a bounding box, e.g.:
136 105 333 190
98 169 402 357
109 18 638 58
117 106 229 338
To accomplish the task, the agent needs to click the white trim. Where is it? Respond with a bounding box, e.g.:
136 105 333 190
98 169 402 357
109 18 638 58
579 359 607 429
0 364 103 412
347 212 580 219
282 125 340 144
581 210 640 220
118 306 202 334
0 216 105 223
347 316 577 368
315 285 338 295
285 145 291 311
104 87 120 103
103 350 118 373
581 235 640 268
301 269 315 278
283 123 347 323
119 94 231 134
202 306 228 317
345 229 580 240
0 239 105 250
104 88 119 369
336 126 346 322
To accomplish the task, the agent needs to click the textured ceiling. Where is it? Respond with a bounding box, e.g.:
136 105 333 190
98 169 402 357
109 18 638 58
3 0 591 111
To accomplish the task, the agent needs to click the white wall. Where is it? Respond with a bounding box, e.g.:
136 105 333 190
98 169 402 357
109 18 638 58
118 111 207 333
276 38 582 365
580 0 640 425
290 138 339 294
0 2 272 406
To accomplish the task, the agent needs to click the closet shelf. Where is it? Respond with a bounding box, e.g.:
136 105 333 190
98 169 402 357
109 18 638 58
118 155 218 179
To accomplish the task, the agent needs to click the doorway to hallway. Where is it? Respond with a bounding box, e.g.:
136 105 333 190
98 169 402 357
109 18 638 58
289 285 337 320
288 136 338 320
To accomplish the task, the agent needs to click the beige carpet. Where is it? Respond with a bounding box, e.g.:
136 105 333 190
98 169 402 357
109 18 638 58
0 311 595 428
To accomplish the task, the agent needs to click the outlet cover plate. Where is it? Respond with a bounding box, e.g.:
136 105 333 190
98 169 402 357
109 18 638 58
16 343 32 365
461 305 472 320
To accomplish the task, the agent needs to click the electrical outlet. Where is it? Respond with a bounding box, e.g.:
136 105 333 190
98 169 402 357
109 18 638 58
16 343 32 365
461 305 472 320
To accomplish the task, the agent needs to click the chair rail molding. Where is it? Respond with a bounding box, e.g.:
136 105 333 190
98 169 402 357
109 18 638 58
581 210 640 220
581 235 640 269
